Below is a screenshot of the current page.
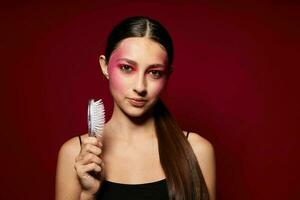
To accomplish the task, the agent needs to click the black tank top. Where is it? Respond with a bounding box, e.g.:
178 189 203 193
79 131 190 200
96 178 169 199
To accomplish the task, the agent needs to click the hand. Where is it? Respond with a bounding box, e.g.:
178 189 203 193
74 136 104 196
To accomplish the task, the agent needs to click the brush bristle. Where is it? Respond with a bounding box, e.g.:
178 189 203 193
88 99 105 137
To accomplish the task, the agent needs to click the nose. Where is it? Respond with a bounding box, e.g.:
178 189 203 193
133 73 147 96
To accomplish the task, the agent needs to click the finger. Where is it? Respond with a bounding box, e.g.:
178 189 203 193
79 144 102 157
96 134 104 146
100 161 105 169
75 162 101 178
82 163 102 174
82 136 100 147
75 144 102 163
79 153 102 165
83 143 102 156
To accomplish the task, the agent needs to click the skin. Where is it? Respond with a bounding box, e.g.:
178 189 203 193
103 37 169 120
55 37 216 200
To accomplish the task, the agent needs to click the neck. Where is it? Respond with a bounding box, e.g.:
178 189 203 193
105 102 157 140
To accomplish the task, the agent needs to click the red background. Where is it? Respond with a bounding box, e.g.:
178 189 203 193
2 1 299 199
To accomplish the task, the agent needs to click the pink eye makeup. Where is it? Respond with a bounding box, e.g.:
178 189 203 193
148 69 164 79
115 58 167 79
118 64 165 79
147 64 167 79
118 64 136 73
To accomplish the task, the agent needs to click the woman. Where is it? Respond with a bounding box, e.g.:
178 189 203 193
56 16 216 200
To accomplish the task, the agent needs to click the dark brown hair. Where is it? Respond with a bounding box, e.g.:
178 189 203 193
104 16 209 200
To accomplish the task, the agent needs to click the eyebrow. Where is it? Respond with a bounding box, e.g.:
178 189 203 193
116 58 165 68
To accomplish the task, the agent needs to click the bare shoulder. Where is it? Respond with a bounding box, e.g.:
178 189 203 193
183 131 216 200
184 131 215 171
55 134 87 200
57 134 89 169
58 135 83 159
184 131 214 155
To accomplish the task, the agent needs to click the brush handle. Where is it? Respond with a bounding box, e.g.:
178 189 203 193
87 99 94 137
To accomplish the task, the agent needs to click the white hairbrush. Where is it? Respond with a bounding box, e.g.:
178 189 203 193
87 99 105 137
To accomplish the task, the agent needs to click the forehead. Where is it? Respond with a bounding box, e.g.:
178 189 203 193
109 37 167 65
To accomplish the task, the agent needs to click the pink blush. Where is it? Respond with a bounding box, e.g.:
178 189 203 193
107 48 131 94
108 66 125 92
107 53 130 97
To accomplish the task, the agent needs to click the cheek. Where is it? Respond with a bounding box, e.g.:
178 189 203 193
108 66 126 94
149 79 167 97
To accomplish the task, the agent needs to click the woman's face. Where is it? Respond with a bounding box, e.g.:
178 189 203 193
102 37 169 117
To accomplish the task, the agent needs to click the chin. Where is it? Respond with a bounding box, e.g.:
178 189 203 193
124 106 148 117
124 101 156 119
115 97 158 118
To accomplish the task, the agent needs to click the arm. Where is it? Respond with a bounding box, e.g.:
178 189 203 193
55 137 82 200
187 132 216 200
55 136 103 200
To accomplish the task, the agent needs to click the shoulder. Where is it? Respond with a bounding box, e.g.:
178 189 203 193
183 131 216 200
57 134 87 163
56 134 87 199
183 131 214 157
183 131 215 170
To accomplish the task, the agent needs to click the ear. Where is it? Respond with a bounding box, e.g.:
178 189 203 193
99 55 109 80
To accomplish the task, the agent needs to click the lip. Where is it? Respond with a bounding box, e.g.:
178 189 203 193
128 98 147 107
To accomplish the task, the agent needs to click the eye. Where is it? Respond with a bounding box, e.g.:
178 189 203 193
119 64 133 73
149 70 163 79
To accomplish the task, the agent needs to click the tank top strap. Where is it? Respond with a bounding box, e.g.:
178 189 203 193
78 135 82 147
186 131 190 139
